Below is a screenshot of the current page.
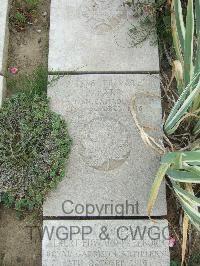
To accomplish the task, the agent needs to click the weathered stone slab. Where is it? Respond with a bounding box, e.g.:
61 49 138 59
43 74 166 217
0 0 9 73
48 0 159 72
0 76 6 107
42 219 170 266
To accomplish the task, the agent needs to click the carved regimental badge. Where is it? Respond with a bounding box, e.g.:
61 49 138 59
80 117 131 171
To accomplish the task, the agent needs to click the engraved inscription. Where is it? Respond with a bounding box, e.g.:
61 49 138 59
133 93 161 130
80 117 131 171
43 221 170 266
63 97 127 114
80 0 126 35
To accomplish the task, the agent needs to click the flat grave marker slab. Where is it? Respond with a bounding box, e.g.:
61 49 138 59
42 219 170 266
48 0 159 72
43 74 166 217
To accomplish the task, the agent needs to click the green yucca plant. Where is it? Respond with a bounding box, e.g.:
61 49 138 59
148 150 200 231
148 149 200 264
164 0 200 135
148 0 200 264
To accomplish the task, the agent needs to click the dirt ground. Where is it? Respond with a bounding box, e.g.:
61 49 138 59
0 1 50 265
7 0 50 95
0 209 42 266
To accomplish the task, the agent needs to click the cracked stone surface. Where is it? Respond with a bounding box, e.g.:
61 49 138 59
43 74 166 217
48 0 159 72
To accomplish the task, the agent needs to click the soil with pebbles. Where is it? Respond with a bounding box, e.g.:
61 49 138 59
0 1 50 265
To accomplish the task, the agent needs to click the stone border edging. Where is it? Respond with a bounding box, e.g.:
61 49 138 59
0 0 9 107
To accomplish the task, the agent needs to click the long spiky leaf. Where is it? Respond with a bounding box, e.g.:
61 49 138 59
171 0 184 64
195 0 200 34
148 163 170 217
194 34 200 75
174 0 185 52
165 79 200 134
173 183 200 205
184 0 194 86
182 214 189 265
167 169 200 183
